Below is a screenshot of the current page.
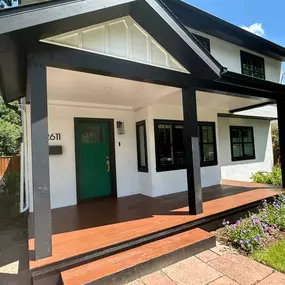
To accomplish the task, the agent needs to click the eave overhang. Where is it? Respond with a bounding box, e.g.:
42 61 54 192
198 71 285 101
163 0 285 61
0 0 224 102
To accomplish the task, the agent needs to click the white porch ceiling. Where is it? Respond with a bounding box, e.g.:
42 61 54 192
47 67 267 111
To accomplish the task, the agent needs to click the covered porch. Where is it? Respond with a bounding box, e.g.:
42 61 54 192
29 180 281 276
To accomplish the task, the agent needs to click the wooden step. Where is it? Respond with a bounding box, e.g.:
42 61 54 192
61 228 215 285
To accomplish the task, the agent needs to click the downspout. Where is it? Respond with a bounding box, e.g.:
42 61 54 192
18 102 29 213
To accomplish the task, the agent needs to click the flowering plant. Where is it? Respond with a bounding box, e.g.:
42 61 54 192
223 194 285 253
258 196 285 230
224 217 266 253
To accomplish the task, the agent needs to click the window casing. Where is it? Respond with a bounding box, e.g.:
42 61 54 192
136 121 148 172
230 126 255 161
240 51 265 79
154 120 217 172
198 122 218 167
193 33 211 53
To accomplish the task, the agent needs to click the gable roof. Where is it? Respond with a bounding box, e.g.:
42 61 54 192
0 0 225 102
162 0 285 61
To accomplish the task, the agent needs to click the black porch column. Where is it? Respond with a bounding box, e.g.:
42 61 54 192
277 99 285 188
28 57 52 260
182 86 203 215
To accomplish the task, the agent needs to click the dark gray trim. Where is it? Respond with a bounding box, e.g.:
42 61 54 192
0 0 135 34
229 126 256 162
229 101 275 114
182 86 203 215
162 0 285 61
136 120 148 173
198 71 285 100
74 117 117 202
198 121 218 167
130 0 223 80
28 57 52 260
33 42 192 88
277 100 285 188
218 113 276 121
240 50 265 80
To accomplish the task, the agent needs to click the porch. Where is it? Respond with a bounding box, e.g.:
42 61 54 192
28 180 281 283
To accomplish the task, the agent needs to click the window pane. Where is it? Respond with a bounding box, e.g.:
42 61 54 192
202 144 215 162
244 143 254 157
232 143 243 158
231 128 242 143
81 125 104 144
138 125 146 167
174 125 185 165
158 124 174 166
202 126 214 143
243 129 253 142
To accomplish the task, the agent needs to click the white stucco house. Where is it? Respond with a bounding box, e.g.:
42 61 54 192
1 1 285 280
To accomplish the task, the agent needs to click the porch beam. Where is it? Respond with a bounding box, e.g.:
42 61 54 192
34 42 192 89
277 99 285 188
28 57 52 260
182 86 203 215
229 101 275 114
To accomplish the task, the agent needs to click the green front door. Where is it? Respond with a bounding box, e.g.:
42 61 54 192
75 120 112 200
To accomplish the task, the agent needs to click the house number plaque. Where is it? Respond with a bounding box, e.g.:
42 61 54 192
48 133 61 141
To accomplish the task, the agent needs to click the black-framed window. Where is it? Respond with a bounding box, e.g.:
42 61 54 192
136 120 148 172
240 51 265 79
230 126 255 161
198 122 218 167
154 120 218 172
193 33 211 53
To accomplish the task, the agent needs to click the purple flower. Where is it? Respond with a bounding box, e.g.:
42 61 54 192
240 240 244 244
274 224 277 228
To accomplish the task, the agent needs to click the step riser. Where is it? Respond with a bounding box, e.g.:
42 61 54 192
83 236 216 285
32 198 269 283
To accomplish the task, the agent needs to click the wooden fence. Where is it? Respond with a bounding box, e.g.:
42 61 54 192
0 156 20 177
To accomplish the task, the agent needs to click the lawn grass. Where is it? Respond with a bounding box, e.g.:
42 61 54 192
251 238 285 273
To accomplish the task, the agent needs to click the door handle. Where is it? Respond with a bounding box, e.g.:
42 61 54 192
106 156 110 172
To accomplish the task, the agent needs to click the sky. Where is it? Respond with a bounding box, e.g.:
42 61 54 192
185 0 285 47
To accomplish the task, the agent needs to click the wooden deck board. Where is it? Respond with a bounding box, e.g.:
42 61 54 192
61 228 214 285
29 182 282 270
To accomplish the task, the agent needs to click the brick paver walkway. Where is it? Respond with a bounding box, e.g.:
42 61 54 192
127 242 285 285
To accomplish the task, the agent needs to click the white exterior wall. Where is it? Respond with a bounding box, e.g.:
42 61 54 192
189 29 282 83
218 117 274 181
26 101 274 210
147 102 222 197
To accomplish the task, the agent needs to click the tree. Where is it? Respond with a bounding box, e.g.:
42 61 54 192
272 122 280 166
0 97 21 156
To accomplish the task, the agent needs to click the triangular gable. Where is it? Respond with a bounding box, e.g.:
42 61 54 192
42 16 188 73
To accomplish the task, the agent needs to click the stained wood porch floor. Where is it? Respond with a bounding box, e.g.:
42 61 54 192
29 180 281 270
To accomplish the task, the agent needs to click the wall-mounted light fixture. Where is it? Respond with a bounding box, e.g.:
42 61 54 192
117 121 125 134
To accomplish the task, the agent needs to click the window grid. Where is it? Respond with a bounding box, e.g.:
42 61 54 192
241 51 265 79
154 120 218 172
230 126 256 161
193 33 211 53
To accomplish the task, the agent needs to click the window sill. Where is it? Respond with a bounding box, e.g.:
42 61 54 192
138 167 148 173
232 156 256 162
201 162 218 167
156 161 218 172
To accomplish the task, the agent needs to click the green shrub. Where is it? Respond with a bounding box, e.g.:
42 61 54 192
251 167 282 186
0 172 22 226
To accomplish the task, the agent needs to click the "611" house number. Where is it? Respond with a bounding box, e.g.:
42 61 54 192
48 133 61 141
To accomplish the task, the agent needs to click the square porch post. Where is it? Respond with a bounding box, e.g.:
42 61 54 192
277 99 285 188
28 58 52 260
182 86 203 215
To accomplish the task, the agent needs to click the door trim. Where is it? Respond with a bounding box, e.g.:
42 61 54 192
74 117 117 203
